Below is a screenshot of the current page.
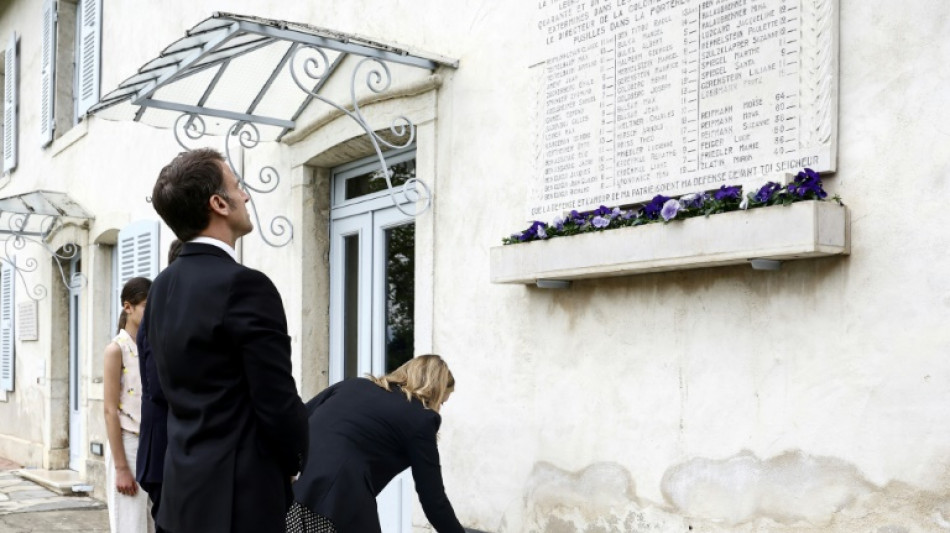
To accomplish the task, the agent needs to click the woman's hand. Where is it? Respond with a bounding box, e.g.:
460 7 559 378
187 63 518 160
114 465 139 496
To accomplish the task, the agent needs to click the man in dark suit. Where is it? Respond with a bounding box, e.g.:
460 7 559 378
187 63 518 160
136 239 182 533
146 148 308 533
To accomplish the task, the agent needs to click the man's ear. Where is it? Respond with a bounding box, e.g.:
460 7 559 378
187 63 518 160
209 194 230 216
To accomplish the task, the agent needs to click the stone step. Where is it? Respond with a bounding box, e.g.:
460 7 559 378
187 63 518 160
13 470 90 496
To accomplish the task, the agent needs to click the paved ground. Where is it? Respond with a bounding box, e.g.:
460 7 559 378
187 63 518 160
0 457 109 533
0 457 489 532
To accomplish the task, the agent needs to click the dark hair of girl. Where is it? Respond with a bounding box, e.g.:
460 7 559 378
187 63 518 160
116 277 151 334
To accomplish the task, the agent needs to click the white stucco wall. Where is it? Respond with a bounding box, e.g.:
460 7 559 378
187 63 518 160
0 0 948 531
420 1 950 531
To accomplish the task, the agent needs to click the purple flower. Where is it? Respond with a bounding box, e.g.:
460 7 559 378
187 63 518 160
660 199 681 221
679 193 705 209
621 209 636 220
611 207 622 219
714 185 742 201
787 168 828 199
517 220 548 242
591 215 610 228
643 195 671 220
593 205 612 217
754 182 782 203
568 210 587 225
553 215 565 231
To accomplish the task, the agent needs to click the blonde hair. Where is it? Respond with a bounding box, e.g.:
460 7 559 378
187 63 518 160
370 354 455 411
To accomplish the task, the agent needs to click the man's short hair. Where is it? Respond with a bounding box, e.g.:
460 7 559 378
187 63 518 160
152 148 228 242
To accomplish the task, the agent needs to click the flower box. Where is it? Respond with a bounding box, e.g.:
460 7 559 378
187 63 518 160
490 200 850 284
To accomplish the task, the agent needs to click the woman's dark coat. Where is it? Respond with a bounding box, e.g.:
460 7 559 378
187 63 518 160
294 378 464 533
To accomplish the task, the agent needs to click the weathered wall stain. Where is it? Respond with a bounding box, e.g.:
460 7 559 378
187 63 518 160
661 450 876 525
499 461 686 532
500 452 950 532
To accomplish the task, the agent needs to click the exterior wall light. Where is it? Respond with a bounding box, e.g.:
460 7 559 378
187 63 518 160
536 279 572 289
749 258 782 271
90 441 104 456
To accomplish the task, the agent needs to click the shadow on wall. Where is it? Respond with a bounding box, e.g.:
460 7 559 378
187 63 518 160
496 451 950 533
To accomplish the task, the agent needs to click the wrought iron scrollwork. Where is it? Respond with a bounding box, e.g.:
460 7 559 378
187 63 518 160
162 45 432 250
172 113 293 248
0 235 85 301
290 49 431 216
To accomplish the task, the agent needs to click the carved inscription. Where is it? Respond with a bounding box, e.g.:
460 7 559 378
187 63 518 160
532 0 837 217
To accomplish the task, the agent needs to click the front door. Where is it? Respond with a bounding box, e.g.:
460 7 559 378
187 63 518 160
68 255 82 470
329 149 416 533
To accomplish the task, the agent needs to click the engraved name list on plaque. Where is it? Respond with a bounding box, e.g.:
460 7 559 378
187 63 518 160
531 0 838 218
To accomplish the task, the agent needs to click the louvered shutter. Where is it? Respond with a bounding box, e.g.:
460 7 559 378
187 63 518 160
0 261 15 392
116 220 160 290
40 0 56 146
3 32 17 173
75 0 101 117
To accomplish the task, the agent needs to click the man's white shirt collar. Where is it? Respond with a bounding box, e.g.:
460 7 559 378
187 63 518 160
190 236 238 262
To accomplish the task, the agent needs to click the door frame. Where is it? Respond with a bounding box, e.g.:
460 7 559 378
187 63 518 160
68 254 82 470
327 150 416 533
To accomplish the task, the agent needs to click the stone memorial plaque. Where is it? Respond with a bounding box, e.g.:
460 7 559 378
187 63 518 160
17 300 38 341
531 0 838 217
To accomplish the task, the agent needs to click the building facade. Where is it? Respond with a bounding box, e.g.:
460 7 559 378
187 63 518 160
0 1 948 532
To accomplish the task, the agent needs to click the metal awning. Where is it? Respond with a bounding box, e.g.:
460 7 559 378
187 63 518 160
90 11 458 141
91 12 458 247
0 190 93 238
0 191 93 299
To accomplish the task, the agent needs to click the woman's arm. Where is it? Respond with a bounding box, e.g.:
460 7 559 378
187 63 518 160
408 414 465 533
103 341 138 496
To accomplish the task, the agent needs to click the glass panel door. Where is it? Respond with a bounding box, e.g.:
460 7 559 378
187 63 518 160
68 256 82 470
329 214 372 384
329 151 417 533
372 210 415 533
372 209 415 376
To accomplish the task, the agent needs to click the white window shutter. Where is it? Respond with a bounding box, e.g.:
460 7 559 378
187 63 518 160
116 220 159 290
40 0 56 146
0 261 15 392
75 0 101 117
3 32 18 174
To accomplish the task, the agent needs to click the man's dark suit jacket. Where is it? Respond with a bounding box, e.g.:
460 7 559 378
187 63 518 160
293 378 464 533
146 242 308 533
136 315 166 488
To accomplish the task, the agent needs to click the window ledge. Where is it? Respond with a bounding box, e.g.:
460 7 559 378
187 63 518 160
50 119 89 157
490 200 850 284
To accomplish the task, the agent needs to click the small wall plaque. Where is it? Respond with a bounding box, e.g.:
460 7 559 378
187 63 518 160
17 300 38 341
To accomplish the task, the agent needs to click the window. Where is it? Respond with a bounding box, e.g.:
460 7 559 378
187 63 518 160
41 0 101 146
115 220 159 311
2 32 18 174
332 146 418 206
0 261 15 393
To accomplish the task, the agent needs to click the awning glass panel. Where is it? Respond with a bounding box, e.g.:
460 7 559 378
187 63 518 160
91 11 457 141
0 191 93 238
91 12 458 247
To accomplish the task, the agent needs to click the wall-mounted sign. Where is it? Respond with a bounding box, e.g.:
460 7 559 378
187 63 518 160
531 0 838 218
17 300 38 341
